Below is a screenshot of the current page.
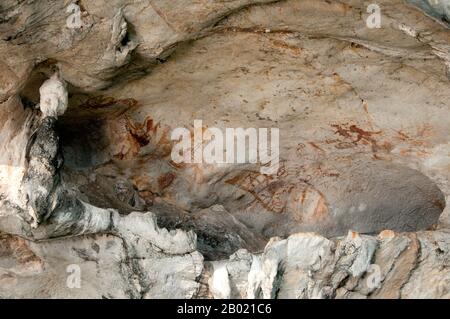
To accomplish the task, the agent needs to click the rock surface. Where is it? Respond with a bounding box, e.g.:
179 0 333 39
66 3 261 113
0 0 450 298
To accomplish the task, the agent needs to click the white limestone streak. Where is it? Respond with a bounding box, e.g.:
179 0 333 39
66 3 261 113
38 73 68 118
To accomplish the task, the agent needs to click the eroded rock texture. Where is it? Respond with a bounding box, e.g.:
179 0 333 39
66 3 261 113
0 0 450 298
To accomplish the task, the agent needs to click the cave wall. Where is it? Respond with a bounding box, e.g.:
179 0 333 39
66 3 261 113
0 0 450 298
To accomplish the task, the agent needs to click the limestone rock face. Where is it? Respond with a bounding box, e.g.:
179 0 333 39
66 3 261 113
38 73 68 118
201 230 450 299
0 212 203 299
0 0 450 298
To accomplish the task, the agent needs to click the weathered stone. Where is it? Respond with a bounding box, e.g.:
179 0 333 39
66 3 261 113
0 0 449 299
